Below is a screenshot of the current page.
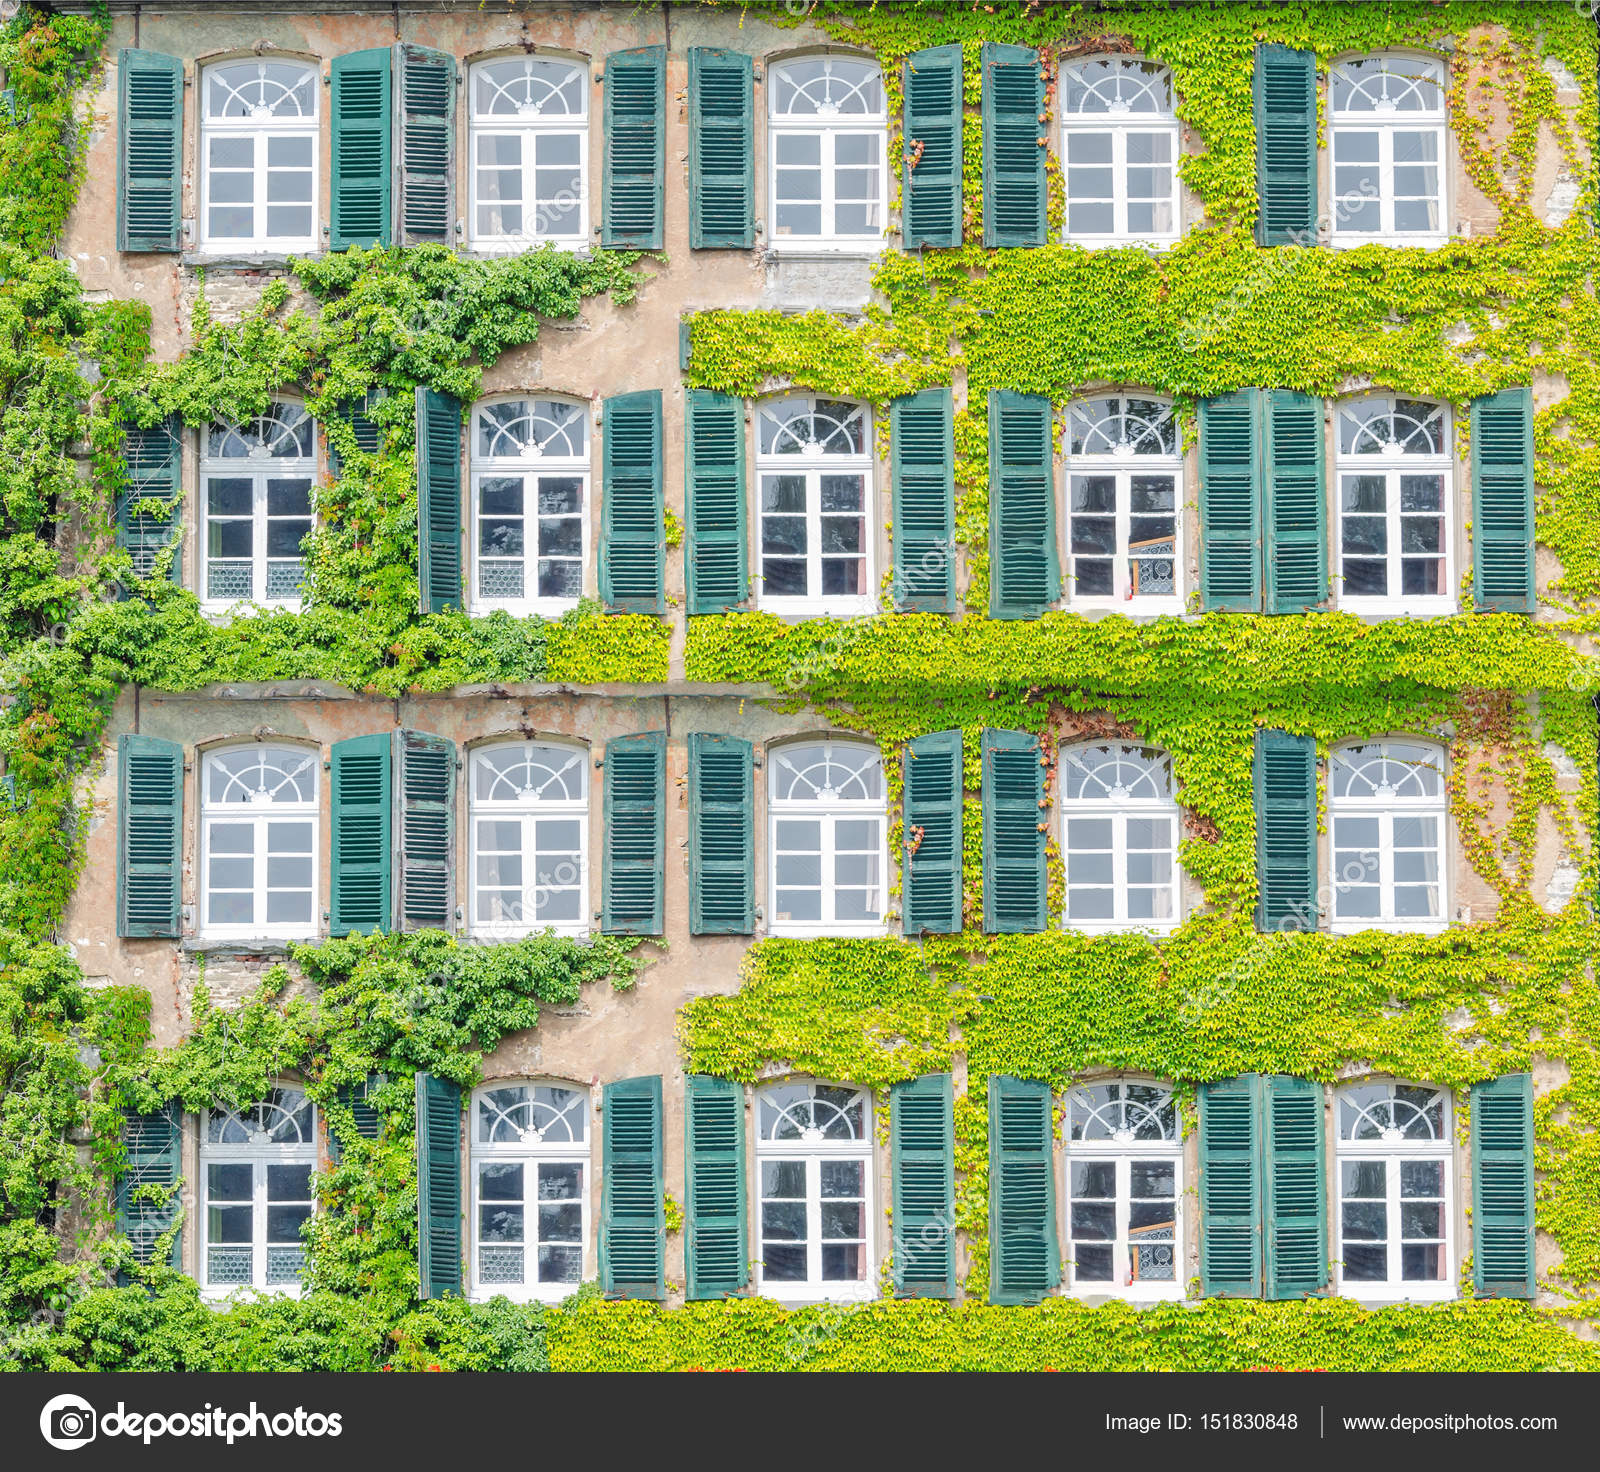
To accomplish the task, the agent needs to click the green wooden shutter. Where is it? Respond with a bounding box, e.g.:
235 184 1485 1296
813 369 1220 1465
988 390 1058 619
902 44 963 250
328 391 383 478
119 416 182 582
982 728 1046 933
891 387 956 612
415 387 463 615
892 1073 955 1297
603 47 665 250
394 730 455 932
328 1075 383 1164
117 50 183 253
1263 390 1327 613
688 49 753 249
1199 389 1263 611
1253 44 1317 247
602 1075 665 1298
415 1071 462 1300
600 390 665 613
331 50 393 250
1471 386 1535 613
1472 1073 1535 1298
330 732 391 936
903 729 963 935
1263 1074 1327 1298
1199 1074 1262 1296
1254 728 1317 934
393 44 456 247
116 734 183 939
988 1074 1059 1304
602 731 665 935
685 389 748 614
981 43 1045 248
116 1106 182 1279
685 1074 747 1299
688 732 754 935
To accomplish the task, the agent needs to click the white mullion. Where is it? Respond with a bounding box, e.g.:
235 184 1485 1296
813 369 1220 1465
820 130 835 241
1114 126 1129 238
523 1154 539 1280
1111 812 1129 925
253 130 269 245
1381 126 1397 238
1384 464 1401 597
806 466 822 598
521 810 538 932
819 812 835 927
1115 1156 1130 1286
252 1158 267 1288
252 814 269 931
1384 1152 1402 1292
521 126 539 241
252 473 267 602
806 1154 822 1290
1113 469 1131 601
1380 809 1397 923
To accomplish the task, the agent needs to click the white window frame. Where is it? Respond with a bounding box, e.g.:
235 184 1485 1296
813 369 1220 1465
469 1082 591 1303
767 56 888 253
199 60 320 254
198 742 320 942
1064 394 1184 611
1059 57 1181 248
467 740 589 940
1335 1081 1455 1302
1059 743 1182 934
755 1082 875 1303
467 56 589 252
1328 739 1448 935
1064 1079 1183 1301
199 1088 317 1298
1334 394 1454 616
1329 53 1448 248
469 397 590 616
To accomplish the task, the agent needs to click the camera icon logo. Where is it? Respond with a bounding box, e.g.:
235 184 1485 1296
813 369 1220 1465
39 1394 97 1450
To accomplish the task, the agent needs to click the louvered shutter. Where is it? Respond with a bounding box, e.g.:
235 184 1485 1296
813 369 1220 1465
330 732 391 936
415 387 463 615
117 50 182 253
602 731 665 935
1472 1073 1535 1298
602 1075 665 1298
415 1071 462 1299
981 43 1045 247
891 387 956 612
1263 1074 1327 1298
331 50 392 250
1253 728 1317 934
982 728 1046 933
1263 390 1327 613
903 730 963 935
902 44 963 250
1471 387 1535 613
892 1073 955 1297
603 47 665 249
328 392 383 478
600 390 665 613
1199 1075 1261 1296
688 49 753 249
685 389 748 614
393 44 455 247
988 390 1058 619
116 1106 182 1280
328 1075 383 1165
1199 389 1263 611
688 733 754 935
988 1074 1059 1304
394 730 455 932
119 416 182 582
116 734 183 939
685 1074 747 1299
1253 44 1317 246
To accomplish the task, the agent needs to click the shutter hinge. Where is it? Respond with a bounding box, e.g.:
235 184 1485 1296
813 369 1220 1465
752 753 763 768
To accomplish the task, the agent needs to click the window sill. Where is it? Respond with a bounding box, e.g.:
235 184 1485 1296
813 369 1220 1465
468 1283 589 1306
183 937 310 957
1329 235 1450 251
756 1284 878 1305
183 251 319 270
1068 599 1186 617
200 1285 305 1304
757 599 878 620
767 923 890 940
1067 1287 1185 1304
762 241 884 261
1061 922 1181 938
1338 1287 1457 1304
462 241 590 258
199 601 307 618
1336 600 1457 618
469 599 583 620
1061 235 1182 252
1328 920 1450 937
465 925 592 943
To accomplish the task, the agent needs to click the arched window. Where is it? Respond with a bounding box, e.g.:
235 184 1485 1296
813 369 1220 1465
755 395 873 613
1065 1079 1182 1299
200 1086 316 1293
469 741 588 938
1060 58 1180 246
768 739 886 935
1336 1081 1453 1299
1066 395 1182 609
1328 740 1447 932
468 57 588 249
1335 395 1452 612
1330 54 1447 245
471 1082 590 1300
768 56 887 248
200 60 318 251
756 1082 873 1300
471 398 589 613
200 744 319 939
202 402 317 609
1060 743 1180 932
